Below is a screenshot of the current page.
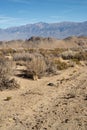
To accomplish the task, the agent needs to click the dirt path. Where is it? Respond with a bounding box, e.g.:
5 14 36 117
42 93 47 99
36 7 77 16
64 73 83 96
0 66 87 130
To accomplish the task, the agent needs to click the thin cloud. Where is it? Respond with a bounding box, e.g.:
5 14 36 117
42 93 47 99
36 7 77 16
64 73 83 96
0 15 19 23
0 15 39 28
9 0 30 4
0 15 23 28
50 15 62 19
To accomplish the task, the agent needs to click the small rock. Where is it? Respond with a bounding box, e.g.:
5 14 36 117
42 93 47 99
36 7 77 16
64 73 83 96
65 119 69 123
63 93 75 99
83 94 87 100
47 83 55 86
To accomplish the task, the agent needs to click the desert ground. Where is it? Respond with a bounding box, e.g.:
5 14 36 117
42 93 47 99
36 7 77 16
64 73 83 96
0 36 87 130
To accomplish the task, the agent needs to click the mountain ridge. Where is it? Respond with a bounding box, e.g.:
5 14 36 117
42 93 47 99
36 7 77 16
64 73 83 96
0 21 87 41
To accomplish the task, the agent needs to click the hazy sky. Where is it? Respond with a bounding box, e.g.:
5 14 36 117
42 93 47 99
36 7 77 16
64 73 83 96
0 0 87 28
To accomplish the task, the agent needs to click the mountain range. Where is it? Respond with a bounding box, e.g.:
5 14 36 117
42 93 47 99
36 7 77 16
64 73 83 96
0 21 87 41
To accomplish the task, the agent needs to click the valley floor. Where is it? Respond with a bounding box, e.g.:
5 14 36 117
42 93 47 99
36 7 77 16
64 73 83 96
0 65 87 130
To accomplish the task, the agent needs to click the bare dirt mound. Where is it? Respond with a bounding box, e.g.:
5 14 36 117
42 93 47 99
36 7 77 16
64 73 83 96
63 36 87 48
1 36 87 49
24 36 87 49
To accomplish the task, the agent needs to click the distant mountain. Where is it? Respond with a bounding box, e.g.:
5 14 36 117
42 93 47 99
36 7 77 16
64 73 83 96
0 21 87 41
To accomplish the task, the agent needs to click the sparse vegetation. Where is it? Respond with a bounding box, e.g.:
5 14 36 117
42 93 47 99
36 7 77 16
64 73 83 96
0 36 87 130
0 37 87 82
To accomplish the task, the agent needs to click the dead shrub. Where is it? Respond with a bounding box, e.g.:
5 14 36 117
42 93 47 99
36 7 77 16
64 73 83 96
26 56 47 78
0 57 19 91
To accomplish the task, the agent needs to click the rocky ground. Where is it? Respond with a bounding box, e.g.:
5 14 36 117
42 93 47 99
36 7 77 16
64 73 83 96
0 65 87 130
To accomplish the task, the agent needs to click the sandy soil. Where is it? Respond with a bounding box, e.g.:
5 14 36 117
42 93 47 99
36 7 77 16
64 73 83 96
0 65 87 130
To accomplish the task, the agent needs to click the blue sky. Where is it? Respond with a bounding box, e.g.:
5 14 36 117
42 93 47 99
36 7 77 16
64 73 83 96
0 0 87 28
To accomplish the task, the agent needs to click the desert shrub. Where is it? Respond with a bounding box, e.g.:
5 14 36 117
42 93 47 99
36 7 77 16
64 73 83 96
26 56 47 78
26 48 36 53
16 61 27 66
0 57 19 90
40 56 68 75
39 48 65 58
1 48 16 55
0 57 11 76
45 57 58 75
54 59 68 70
71 58 81 65
61 50 76 60
13 52 32 61
39 48 48 57
50 48 65 57
62 50 87 61
21 54 69 79
73 52 87 61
